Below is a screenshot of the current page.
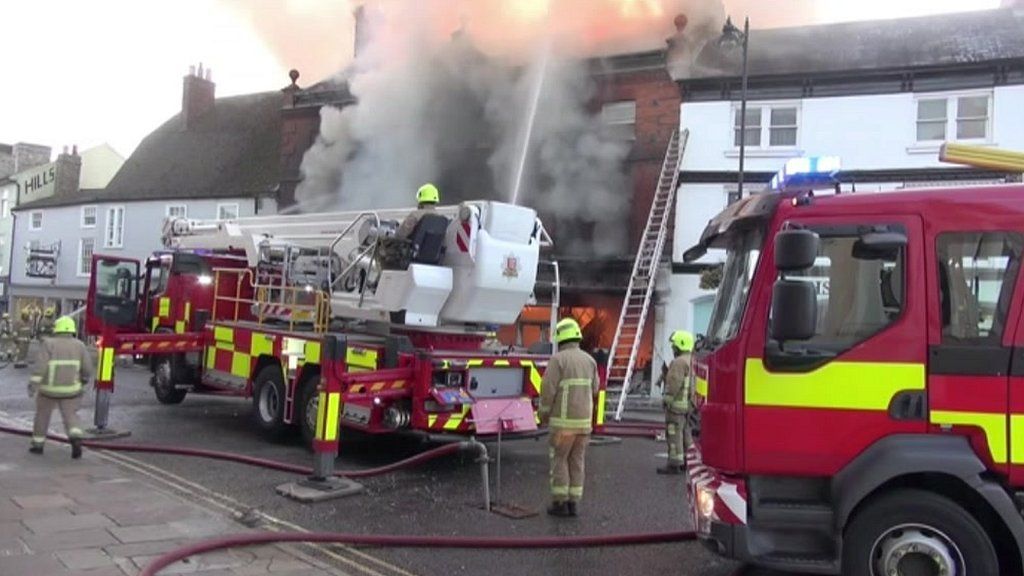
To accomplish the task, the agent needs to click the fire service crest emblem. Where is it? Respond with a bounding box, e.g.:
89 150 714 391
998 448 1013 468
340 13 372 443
502 254 520 278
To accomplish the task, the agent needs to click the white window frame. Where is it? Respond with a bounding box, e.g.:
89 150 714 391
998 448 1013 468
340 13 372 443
29 211 43 231
165 204 187 219
728 101 802 157
105 205 125 249
601 100 637 141
78 238 95 277
81 205 97 228
217 202 239 221
912 89 994 148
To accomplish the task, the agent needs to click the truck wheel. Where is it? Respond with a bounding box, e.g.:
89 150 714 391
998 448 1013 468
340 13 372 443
152 356 187 404
842 489 998 576
295 373 320 451
252 365 288 437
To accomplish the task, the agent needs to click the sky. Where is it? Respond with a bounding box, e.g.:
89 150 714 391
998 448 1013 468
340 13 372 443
0 0 1003 161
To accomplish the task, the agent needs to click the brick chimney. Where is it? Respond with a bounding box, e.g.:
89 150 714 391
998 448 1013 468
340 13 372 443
53 145 81 197
182 63 215 129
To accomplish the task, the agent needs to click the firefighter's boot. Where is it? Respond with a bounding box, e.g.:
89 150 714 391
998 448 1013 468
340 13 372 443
70 438 83 460
547 501 571 517
567 501 578 517
657 464 685 475
28 443 43 455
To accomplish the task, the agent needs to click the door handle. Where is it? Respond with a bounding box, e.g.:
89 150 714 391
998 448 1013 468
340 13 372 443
888 390 927 421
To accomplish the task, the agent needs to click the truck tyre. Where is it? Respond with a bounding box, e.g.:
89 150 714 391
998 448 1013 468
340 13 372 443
842 488 999 576
252 365 288 437
152 355 187 405
295 372 320 451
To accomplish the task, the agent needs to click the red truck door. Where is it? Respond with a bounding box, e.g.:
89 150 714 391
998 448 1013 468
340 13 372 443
744 215 928 476
937 232 1024 481
86 256 142 336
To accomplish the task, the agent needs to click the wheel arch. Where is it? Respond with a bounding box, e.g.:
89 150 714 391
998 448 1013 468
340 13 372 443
834 434 1024 576
249 354 283 397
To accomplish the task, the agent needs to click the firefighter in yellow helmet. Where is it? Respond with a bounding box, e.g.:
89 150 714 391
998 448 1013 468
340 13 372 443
396 183 440 240
658 330 694 474
14 308 34 368
28 316 94 459
539 317 600 517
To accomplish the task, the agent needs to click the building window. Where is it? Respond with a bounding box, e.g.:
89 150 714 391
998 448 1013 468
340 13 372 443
29 211 42 231
217 203 239 221
105 206 125 248
1 190 9 219
601 101 636 141
166 204 187 219
734 104 799 148
81 205 97 228
726 186 741 205
916 92 992 143
937 232 1023 342
78 238 95 277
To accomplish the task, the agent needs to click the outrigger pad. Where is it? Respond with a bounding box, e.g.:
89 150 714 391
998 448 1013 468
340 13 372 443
81 427 132 440
275 477 364 503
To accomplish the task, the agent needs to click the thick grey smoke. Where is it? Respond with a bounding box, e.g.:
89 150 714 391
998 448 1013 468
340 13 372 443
295 0 725 256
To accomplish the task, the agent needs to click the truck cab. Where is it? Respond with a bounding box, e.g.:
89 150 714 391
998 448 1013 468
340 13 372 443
85 252 248 337
686 182 1024 575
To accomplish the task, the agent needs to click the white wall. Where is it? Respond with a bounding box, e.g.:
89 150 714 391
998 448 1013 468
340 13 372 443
11 196 274 298
663 84 1024 334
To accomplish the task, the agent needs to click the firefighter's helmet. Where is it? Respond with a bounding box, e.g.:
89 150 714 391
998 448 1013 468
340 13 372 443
417 183 440 205
53 316 76 335
670 330 695 353
555 318 583 345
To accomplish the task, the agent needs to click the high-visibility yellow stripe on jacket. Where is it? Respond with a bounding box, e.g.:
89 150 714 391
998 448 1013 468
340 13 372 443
549 378 595 430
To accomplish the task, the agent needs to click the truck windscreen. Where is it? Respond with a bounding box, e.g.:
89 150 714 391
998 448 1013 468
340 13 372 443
704 228 764 348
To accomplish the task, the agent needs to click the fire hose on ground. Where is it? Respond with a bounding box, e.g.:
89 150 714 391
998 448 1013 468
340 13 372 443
0 424 738 576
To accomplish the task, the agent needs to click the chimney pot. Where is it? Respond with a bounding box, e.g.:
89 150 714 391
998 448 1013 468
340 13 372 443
189 64 196 76
62 145 68 154
72 144 78 156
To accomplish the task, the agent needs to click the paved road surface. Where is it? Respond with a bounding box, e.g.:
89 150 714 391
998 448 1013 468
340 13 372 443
0 359 799 576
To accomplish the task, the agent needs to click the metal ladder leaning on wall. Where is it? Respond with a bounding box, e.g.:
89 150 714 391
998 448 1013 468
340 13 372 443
607 128 689 421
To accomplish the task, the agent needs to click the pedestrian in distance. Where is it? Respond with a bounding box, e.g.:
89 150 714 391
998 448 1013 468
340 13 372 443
28 315 94 459
657 330 694 475
539 317 600 518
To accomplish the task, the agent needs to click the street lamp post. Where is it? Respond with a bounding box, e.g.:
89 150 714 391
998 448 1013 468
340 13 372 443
722 17 751 198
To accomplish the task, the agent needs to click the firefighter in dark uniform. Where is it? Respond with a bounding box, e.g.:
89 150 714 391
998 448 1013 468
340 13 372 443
28 316 94 459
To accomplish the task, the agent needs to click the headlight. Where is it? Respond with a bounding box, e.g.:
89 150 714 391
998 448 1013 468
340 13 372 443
697 487 716 519
197 275 213 286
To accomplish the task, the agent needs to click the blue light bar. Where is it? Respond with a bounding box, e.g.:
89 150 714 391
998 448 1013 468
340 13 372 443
769 156 841 191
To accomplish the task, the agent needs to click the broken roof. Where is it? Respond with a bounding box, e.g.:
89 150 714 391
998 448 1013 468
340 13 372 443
691 8 1024 80
20 91 283 210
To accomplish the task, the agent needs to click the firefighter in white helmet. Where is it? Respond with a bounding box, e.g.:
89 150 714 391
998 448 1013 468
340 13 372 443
396 183 440 240
657 330 694 474
28 316 94 459
539 318 600 517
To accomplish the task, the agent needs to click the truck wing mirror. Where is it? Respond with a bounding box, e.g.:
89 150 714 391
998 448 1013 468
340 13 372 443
774 229 819 272
770 280 817 342
853 231 906 261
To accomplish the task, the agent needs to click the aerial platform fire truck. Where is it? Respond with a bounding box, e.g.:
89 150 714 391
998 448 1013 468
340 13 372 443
684 146 1024 576
84 200 572 445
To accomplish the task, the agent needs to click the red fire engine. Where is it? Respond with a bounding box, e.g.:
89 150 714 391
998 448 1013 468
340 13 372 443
684 150 1024 575
84 201 584 445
